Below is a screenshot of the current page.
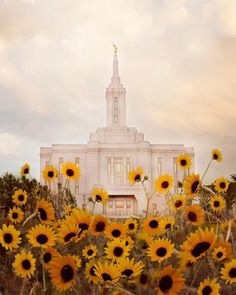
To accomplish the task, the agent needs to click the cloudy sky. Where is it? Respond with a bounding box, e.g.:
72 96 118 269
0 0 236 182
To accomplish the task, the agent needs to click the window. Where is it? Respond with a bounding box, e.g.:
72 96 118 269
115 200 124 209
75 185 79 194
157 157 162 175
45 161 50 167
58 157 63 183
173 157 178 193
114 158 123 185
107 158 111 184
75 157 79 166
113 98 118 125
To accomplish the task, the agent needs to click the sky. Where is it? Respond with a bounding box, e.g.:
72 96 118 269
0 0 236 183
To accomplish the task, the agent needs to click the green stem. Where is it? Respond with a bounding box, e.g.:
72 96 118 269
42 263 46 292
201 158 213 182
141 181 151 218
91 201 96 215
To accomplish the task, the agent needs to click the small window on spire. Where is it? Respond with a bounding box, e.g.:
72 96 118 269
113 98 118 125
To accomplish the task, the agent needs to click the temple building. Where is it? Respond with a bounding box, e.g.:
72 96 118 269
40 51 194 217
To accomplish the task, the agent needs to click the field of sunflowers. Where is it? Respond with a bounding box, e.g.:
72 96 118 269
0 149 236 294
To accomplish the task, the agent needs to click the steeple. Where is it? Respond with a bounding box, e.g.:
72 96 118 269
106 46 126 127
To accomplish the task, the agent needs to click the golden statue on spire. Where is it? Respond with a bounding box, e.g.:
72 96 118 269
113 44 118 55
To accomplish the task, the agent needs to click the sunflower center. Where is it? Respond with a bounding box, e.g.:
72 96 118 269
95 221 105 232
220 182 226 189
95 195 102 202
128 223 135 230
38 208 47 221
90 266 96 276
79 223 89 230
122 269 134 277
102 273 112 281
156 247 167 257
36 234 48 244
191 181 199 194
64 232 76 242
43 252 52 263
180 159 187 166
3 233 13 244
21 259 31 270
61 264 74 282
134 174 141 182
112 229 121 238
113 246 123 257
186 261 193 267
66 169 74 177
161 181 169 189
175 200 183 208
188 212 197 222
202 286 213 295
12 212 18 219
165 223 171 230
24 168 29 174
216 251 223 258
213 201 220 207
191 242 210 257
87 249 94 256
149 220 158 228
140 274 148 285
47 171 54 178
18 195 24 201
213 153 218 160
229 268 236 278
159 275 173 293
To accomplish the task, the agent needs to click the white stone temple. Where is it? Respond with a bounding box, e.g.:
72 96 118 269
40 50 194 217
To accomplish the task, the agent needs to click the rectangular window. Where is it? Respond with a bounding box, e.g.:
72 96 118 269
75 185 79 194
75 157 79 166
114 158 123 185
113 98 118 125
157 157 162 175
107 158 111 185
58 157 63 183
115 200 124 209
173 157 178 193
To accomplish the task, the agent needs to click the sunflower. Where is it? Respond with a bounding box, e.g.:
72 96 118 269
94 260 120 284
68 209 92 237
91 187 109 204
128 166 144 185
178 252 195 271
180 227 216 262
82 245 97 260
42 247 60 269
157 265 185 295
57 221 80 244
90 215 109 235
211 149 223 162
136 231 153 250
216 240 233 260
105 222 127 240
64 205 74 216
209 195 225 212
160 216 175 232
168 195 186 211
8 207 24 224
13 250 36 278
197 278 220 295
105 239 130 261
85 260 100 284
142 217 162 236
176 154 192 170
147 238 174 263
124 218 139 233
12 189 28 206
118 258 144 279
212 247 227 262
0 224 21 251
124 236 135 249
20 163 30 176
61 162 80 181
42 165 58 182
49 255 77 292
72 256 82 269
221 259 236 284
183 174 201 196
185 205 205 226
134 272 151 288
154 174 173 194
37 199 55 224
214 177 229 193
27 224 56 248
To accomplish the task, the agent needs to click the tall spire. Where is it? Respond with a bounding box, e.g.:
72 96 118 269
112 44 119 78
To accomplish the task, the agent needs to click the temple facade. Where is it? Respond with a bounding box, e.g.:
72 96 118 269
40 51 194 217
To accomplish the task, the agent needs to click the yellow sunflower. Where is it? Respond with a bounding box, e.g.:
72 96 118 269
147 238 174 263
136 231 153 250
197 278 220 295
42 165 58 182
49 255 77 292
82 245 97 260
13 250 36 278
105 239 130 261
212 247 227 262
221 259 236 284
68 209 92 237
61 162 80 181
183 174 201 196
154 174 173 194
178 252 195 271
90 215 109 235
105 222 127 240
142 217 162 236
57 221 80 244
209 195 225 212
8 207 24 224
124 218 139 233
216 239 233 260
160 216 175 232
118 258 144 279
37 199 55 224
42 247 60 269
180 227 216 262
85 260 100 284
0 224 21 251
72 255 82 269
94 260 121 284
185 205 205 226
64 205 74 216
214 177 229 193
128 166 144 185
157 265 185 295
20 163 30 176
176 154 192 170
211 149 223 162
12 189 28 206
134 272 151 288
168 195 186 211
91 187 109 204
124 236 135 249
27 224 56 248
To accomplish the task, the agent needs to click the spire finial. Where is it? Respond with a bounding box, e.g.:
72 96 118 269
113 44 118 55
